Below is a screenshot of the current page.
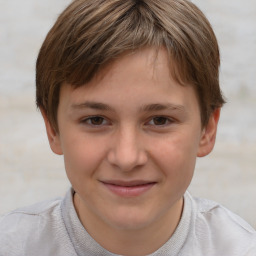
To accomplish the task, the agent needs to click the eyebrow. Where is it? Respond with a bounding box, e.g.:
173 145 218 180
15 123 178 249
140 103 186 112
71 101 186 113
71 101 114 111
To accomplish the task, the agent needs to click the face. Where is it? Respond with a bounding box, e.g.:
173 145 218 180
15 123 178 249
43 48 219 236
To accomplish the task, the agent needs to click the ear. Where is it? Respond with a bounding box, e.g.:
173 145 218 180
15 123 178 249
40 108 63 155
197 108 221 157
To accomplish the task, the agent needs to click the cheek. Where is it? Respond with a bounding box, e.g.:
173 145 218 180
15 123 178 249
61 134 107 182
152 131 199 182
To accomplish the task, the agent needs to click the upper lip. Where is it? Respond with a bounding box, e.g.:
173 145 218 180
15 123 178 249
101 180 157 187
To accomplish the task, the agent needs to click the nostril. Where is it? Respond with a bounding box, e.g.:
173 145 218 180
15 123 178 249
106 131 148 170
106 147 148 171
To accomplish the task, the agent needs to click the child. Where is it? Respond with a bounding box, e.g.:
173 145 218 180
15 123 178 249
0 0 255 255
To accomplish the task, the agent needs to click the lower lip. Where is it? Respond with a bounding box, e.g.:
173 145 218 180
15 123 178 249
102 183 156 197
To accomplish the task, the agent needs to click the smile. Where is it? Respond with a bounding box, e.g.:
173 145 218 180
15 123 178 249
101 180 157 197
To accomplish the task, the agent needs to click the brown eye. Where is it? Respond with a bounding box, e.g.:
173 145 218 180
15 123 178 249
90 117 105 125
82 116 108 126
152 117 168 125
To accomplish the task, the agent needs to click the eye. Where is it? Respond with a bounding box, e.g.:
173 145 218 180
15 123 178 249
82 116 109 126
147 116 173 126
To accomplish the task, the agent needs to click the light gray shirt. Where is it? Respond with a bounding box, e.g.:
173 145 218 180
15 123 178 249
0 188 255 256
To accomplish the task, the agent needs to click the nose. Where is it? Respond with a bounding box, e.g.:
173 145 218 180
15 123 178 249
107 126 148 172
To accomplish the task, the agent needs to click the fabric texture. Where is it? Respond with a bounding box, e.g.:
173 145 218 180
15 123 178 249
0 188 255 256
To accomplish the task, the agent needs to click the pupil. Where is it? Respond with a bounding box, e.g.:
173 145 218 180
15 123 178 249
154 117 166 125
91 117 103 125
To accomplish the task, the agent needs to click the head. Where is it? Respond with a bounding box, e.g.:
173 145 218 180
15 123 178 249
36 0 225 132
36 1 225 253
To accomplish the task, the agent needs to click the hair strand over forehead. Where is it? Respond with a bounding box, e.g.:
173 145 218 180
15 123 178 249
36 0 225 131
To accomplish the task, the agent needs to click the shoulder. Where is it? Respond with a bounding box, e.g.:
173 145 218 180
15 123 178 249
0 197 62 228
194 195 255 234
0 197 64 256
189 194 256 255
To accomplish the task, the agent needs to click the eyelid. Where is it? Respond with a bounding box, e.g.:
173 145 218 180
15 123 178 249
145 116 175 126
80 115 111 126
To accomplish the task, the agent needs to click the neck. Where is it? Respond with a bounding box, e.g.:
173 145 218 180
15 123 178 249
74 193 183 256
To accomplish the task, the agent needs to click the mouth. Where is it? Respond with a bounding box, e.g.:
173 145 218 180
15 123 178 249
100 180 157 197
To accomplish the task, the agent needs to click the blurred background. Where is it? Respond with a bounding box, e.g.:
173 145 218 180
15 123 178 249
0 0 255 228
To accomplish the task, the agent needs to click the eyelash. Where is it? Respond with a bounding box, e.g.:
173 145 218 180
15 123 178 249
81 116 110 126
80 115 174 128
146 116 174 127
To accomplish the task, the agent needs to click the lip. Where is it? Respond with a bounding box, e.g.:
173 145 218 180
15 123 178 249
101 180 156 197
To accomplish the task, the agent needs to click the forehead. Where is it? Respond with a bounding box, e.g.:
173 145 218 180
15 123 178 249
70 47 189 94
59 48 200 117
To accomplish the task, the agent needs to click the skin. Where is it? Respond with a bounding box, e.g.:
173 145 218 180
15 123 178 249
42 47 220 255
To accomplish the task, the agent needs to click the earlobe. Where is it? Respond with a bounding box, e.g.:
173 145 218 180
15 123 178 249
40 108 63 155
197 108 221 157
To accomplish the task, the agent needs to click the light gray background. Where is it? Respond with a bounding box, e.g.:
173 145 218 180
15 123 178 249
0 1 256 228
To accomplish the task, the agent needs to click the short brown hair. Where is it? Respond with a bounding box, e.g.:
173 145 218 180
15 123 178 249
36 0 225 131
